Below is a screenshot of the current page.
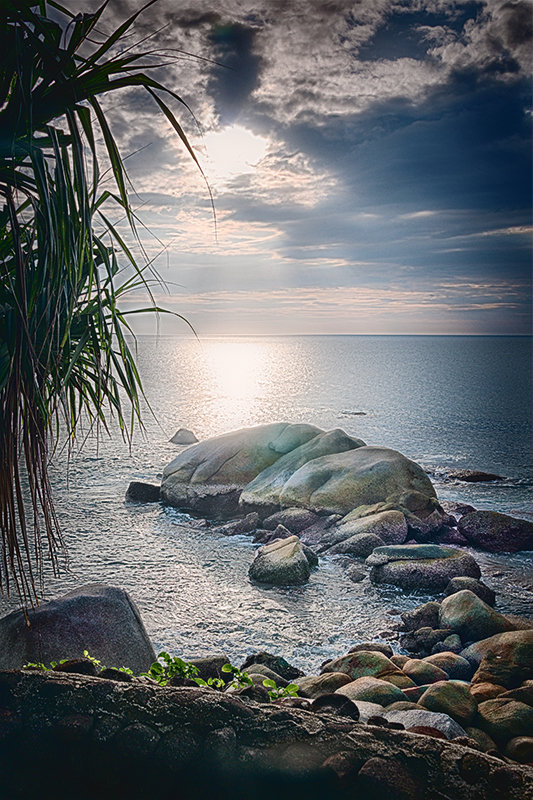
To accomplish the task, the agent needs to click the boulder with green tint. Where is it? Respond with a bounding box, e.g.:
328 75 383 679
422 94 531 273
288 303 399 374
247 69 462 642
322 650 414 688
295 672 352 699
439 590 516 643
326 532 384 557
422 652 473 681
461 630 533 672
332 509 408 546
402 658 449 685
276 446 437 516
240 428 365 514
418 680 478 726
161 422 322 516
336 676 406 706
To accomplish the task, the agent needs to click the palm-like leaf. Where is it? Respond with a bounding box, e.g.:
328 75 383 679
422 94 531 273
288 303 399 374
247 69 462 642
0 0 200 602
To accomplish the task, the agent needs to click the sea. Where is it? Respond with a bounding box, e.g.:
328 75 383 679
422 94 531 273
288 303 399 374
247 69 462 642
2 335 532 672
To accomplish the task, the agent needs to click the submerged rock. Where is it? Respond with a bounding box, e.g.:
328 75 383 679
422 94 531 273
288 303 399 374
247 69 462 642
447 469 503 482
458 510 533 553
0 584 156 673
248 536 312 585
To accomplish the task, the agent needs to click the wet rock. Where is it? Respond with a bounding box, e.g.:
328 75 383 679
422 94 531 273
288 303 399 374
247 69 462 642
322 651 412 687
240 663 288 687
400 602 441 632
400 627 452 656
125 481 161 503
418 680 477 726
248 536 311 585
336 676 406 706
298 514 342 547
170 428 198 445
445 577 496 607
436 528 469 546
448 470 503 482
262 508 320 533
382 708 468 739
439 590 516 642
215 513 261 536
439 634 463 654
240 428 366 514
477 698 533 744
296 673 352 699
189 655 230 682
327 532 384 557
348 642 393 658
344 565 366 583
440 501 476 518
331 509 409 547
240 651 304 681
401 659 449 685
368 545 480 591
422 652 473 681
505 736 533 764
458 510 533 553
0 583 156 673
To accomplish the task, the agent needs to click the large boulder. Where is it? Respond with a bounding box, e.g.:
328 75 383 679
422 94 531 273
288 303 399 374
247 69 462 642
240 428 365 514
458 510 533 553
252 446 436 517
336 676 406 706
248 536 311 586
367 545 480 592
161 422 322 516
382 709 468 740
477 698 533 744
460 630 533 670
262 508 321 533
439 590 516 643
0 584 155 673
296 673 353 699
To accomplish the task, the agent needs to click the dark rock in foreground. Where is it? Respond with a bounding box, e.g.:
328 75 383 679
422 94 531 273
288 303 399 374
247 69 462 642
0 669 530 800
0 584 156 673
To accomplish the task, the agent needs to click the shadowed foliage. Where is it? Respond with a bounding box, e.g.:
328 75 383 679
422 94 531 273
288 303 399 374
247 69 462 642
0 0 201 602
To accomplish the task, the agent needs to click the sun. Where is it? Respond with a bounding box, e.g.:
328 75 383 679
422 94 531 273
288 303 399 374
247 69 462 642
202 124 268 183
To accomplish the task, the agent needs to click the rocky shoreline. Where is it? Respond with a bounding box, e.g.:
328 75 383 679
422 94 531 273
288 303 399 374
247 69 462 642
1 422 531 798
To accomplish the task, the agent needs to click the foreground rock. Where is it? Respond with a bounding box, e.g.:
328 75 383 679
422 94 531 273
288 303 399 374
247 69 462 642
367 544 481 591
458 510 533 552
248 536 313 585
0 584 155 673
2 670 530 800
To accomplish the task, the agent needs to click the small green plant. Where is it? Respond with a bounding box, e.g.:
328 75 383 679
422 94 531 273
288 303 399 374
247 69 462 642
23 661 49 671
221 663 253 690
23 651 132 675
262 678 300 701
142 652 223 688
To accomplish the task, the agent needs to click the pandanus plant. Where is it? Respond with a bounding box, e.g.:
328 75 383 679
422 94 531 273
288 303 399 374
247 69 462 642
0 0 202 602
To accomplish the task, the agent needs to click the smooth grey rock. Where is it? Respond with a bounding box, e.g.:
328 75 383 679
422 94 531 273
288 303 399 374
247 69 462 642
170 428 198 445
331 510 408 547
382 709 468 739
240 428 365 514
248 536 311 586
369 546 480 592
327 532 384 557
0 584 155 673
161 422 321 516
275 446 437 516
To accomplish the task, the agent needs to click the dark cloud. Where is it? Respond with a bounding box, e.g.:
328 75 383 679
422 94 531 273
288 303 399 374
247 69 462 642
206 21 262 123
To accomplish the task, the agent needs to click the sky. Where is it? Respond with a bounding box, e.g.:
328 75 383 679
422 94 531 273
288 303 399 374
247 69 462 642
71 0 531 335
